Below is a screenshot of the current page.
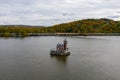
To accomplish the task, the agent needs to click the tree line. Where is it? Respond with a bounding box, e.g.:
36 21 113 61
0 18 120 37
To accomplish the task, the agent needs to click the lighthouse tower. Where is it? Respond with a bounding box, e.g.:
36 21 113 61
63 39 67 50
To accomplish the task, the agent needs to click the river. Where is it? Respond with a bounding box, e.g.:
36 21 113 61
0 36 120 80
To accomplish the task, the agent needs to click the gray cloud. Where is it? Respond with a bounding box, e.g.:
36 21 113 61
0 0 120 26
107 15 120 21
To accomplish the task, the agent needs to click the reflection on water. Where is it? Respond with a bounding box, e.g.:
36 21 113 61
50 55 68 64
50 55 69 68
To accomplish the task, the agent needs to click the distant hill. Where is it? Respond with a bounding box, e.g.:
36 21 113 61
49 18 120 33
0 25 45 28
0 18 120 37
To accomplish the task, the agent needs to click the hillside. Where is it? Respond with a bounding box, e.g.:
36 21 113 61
49 18 120 33
0 18 120 37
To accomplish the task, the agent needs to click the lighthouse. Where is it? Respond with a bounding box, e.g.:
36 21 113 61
50 39 70 56
63 39 67 50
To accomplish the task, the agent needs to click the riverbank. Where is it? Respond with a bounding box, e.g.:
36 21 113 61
29 33 120 36
7 33 120 36
0 33 120 37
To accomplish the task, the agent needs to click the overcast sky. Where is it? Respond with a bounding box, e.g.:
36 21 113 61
0 0 120 26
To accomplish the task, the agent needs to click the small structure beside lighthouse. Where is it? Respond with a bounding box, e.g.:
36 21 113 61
50 39 70 56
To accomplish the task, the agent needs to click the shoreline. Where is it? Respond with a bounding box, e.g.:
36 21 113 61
29 33 120 36
1 33 119 37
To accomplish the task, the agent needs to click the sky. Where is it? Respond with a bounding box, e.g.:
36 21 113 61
0 0 120 26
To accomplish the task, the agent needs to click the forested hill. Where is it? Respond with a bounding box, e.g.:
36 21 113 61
0 18 120 37
50 18 120 33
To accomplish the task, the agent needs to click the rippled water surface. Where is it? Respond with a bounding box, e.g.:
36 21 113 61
0 36 120 80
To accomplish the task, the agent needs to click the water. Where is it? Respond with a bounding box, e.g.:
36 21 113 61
0 36 120 80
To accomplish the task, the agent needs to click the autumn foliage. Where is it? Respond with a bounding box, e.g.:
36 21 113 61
0 18 120 37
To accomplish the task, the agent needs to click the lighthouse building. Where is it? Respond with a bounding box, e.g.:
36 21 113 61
56 39 68 51
50 39 70 56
